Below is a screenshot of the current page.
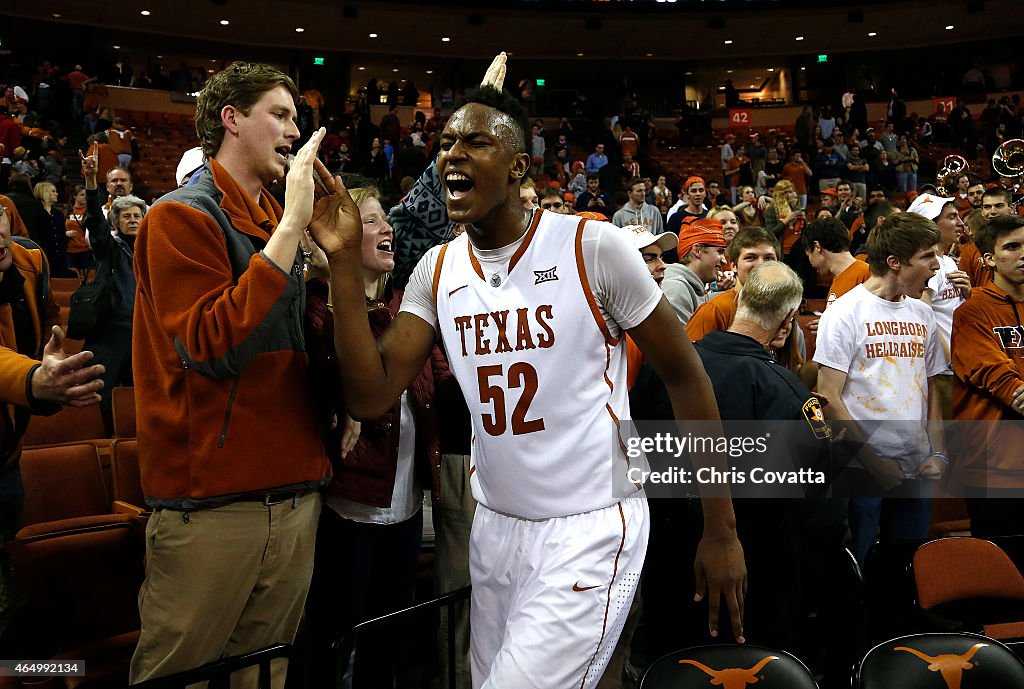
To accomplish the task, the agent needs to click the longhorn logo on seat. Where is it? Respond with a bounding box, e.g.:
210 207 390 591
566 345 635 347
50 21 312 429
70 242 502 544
894 644 987 689
677 656 778 688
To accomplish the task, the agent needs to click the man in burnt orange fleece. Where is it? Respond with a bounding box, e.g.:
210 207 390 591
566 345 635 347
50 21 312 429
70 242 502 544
130 63 333 687
952 214 1024 537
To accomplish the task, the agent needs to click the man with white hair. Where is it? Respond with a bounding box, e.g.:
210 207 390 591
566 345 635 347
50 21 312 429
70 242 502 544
692 261 843 663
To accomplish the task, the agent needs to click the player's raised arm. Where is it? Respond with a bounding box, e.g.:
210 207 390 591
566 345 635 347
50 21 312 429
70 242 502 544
628 296 747 643
308 177 436 420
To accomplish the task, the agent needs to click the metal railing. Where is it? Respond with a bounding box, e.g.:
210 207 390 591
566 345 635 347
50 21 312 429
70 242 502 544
331 586 472 689
130 643 292 689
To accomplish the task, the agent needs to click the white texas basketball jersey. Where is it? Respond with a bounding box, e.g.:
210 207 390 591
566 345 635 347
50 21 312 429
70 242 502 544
432 211 640 519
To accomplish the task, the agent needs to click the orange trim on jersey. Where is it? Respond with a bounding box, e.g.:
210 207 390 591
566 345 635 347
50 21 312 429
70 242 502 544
467 240 485 281
625 335 643 391
508 209 543 273
469 465 476 479
579 503 628 689
574 218 618 346
603 342 614 392
432 243 450 308
605 403 631 460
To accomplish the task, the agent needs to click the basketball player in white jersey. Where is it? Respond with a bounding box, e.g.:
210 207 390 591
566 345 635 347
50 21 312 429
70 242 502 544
308 54 746 689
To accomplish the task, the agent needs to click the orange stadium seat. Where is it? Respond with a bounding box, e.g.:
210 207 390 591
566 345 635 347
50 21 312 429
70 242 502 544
111 386 136 438
15 443 135 537
23 404 108 448
912 538 1024 640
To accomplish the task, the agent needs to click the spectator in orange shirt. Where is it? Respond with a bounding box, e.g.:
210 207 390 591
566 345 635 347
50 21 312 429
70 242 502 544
106 118 136 168
88 134 119 183
67 65 91 121
64 185 93 281
619 124 639 159
782 149 813 208
803 215 871 310
302 87 325 130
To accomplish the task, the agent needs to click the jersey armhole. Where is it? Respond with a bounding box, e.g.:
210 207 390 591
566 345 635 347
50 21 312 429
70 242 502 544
431 243 449 311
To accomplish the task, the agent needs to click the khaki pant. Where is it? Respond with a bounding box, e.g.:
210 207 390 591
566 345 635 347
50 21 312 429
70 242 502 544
434 453 476 689
130 493 321 688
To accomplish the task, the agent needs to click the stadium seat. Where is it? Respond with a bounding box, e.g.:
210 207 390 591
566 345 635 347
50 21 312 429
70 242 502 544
929 498 971 537
111 439 146 516
15 443 135 537
912 537 1024 640
856 632 1024 688
50 277 81 292
638 644 818 688
23 404 108 448
5 520 145 689
112 386 136 438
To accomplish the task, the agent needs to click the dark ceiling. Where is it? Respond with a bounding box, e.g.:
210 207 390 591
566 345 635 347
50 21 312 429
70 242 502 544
4 0 1018 62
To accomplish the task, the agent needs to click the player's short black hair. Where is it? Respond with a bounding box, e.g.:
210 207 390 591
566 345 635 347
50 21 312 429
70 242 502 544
864 200 898 231
464 85 530 155
983 186 1012 205
976 214 1024 257
803 216 851 253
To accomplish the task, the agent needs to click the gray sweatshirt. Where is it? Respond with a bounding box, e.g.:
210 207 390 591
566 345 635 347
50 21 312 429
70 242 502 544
661 263 710 326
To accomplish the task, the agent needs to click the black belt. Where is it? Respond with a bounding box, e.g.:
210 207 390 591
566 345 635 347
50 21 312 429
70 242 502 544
236 489 309 506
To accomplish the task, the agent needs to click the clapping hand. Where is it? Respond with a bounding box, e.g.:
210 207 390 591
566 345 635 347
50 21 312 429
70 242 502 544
31 326 105 408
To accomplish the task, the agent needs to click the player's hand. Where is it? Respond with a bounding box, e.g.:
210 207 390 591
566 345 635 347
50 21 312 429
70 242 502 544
946 269 971 299
281 128 328 232
694 532 747 643
480 52 507 92
308 174 362 259
917 456 946 479
807 317 820 333
30 326 105 407
340 414 361 458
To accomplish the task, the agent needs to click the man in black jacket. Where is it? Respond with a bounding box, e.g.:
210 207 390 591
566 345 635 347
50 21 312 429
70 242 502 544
693 262 849 680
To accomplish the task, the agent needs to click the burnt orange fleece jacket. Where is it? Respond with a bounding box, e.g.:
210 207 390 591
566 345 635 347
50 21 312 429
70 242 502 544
133 158 329 507
952 282 1024 487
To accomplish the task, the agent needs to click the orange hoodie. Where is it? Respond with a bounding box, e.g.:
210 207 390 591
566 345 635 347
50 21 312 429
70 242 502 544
958 240 992 289
951 282 1024 487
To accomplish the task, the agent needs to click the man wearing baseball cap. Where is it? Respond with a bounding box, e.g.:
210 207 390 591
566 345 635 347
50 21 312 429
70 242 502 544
907 192 971 417
662 217 728 325
620 223 678 286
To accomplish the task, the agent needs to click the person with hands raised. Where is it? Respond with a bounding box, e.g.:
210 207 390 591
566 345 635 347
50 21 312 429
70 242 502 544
308 52 746 689
78 149 145 428
129 62 332 688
